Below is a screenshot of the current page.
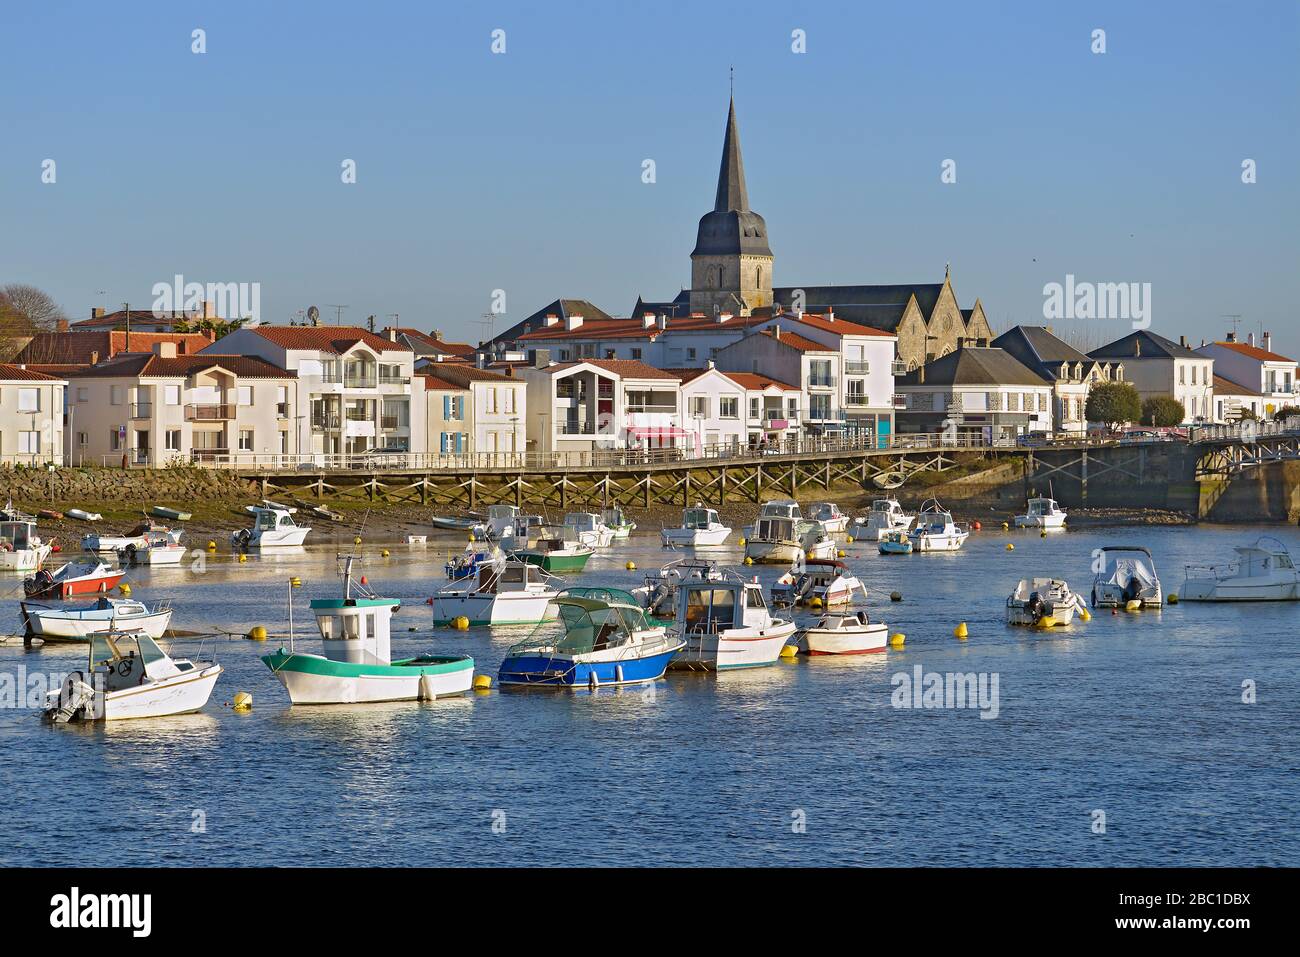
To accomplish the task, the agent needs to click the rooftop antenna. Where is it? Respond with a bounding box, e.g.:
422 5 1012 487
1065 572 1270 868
477 311 496 346
1223 314 1242 338
306 305 320 327
325 304 349 325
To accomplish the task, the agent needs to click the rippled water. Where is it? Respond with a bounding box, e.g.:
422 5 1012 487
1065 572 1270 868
1 523 1296 867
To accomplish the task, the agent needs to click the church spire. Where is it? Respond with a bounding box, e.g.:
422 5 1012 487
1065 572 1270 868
713 97 750 213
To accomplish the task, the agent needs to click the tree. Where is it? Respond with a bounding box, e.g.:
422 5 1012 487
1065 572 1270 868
1272 404 1300 420
0 283 68 361
1085 381 1142 431
1141 396 1186 427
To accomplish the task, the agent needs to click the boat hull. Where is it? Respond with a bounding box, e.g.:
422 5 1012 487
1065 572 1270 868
800 623 887 655
0 545 53 573
430 592 558 626
670 622 797 670
1179 579 1300 601
498 646 678 687
1014 515 1067 529
518 550 592 573
878 540 913 555
23 606 172 641
911 533 968 552
661 527 731 547
743 540 802 564
241 528 310 548
262 652 475 704
103 664 222 720
28 571 126 599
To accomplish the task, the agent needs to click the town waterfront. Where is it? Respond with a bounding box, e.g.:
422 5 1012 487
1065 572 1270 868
1 523 1295 867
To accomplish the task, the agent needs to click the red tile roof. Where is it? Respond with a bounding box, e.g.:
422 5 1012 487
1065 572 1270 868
0 363 64 381
548 358 680 380
758 327 834 353
1211 340 1293 363
717 371 802 392
71 309 195 329
1213 374 1260 396
384 328 476 356
66 353 295 379
782 312 896 338
427 364 518 385
11 331 214 365
417 373 469 392
515 314 765 342
251 325 410 355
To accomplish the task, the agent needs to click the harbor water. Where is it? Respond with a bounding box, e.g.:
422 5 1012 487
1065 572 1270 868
1 524 1296 867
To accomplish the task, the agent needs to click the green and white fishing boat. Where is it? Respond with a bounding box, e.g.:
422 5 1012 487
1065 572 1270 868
601 506 637 540
261 556 475 704
515 532 595 573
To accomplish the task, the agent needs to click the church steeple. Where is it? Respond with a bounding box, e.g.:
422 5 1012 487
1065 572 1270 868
713 97 750 213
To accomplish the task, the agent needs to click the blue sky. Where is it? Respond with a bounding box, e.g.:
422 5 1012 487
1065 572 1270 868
2 1 1296 350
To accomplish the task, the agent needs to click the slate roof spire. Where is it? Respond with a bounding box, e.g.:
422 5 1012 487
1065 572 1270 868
713 96 750 212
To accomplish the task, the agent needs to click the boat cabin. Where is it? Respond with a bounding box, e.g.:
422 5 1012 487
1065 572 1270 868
871 499 906 517
0 519 38 552
601 506 630 527
253 507 301 532
564 512 604 532
810 503 844 523
473 560 548 595
681 507 722 529
758 500 802 521
754 516 800 543
678 579 769 634
89 629 189 692
1025 497 1063 518
310 595 399 666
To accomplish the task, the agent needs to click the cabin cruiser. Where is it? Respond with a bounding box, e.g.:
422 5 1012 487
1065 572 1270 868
1092 546 1162 608
1014 497 1067 530
563 512 615 549
744 514 833 564
43 627 222 722
808 502 849 535
907 500 969 552
600 506 636 540
0 513 52 573
497 588 683 688
668 569 797 670
262 556 475 704
1181 537 1300 601
429 556 560 626
232 501 310 548
741 500 803 540
661 505 731 547
848 498 915 541
797 611 888 655
513 531 594 573
82 519 182 554
1006 578 1089 627
771 559 866 607
632 558 726 621
474 505 543 546
22 596 173 643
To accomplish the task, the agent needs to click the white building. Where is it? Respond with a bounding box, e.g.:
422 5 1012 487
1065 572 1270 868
416 363 527 457
1212 375 1264 423
718 370 804 448
1196 332 1296 418
715 324 846 436
670 365 748 453
506 311 764 366
895 346 1053 444
992 325 1125 436
1090 331 1214 424
0 364 66 466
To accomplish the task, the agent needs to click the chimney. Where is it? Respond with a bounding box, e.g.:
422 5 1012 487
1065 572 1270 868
1264 331 1272 353
1248 332 1255 347
544 313 560 327
1179 335 1188 348
531 348 551 369
388 328 398 342
657 314 668 331
642 312 656 329
476 353 487 369
203 300 217 320
154 341 178 359
565 314 584 331
1135 339 1141 357
91 306 105 319
826 309 835 322
56 319 69 332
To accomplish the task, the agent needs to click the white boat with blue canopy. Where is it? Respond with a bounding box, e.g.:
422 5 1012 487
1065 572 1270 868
497 588 683 688
262 556 475 703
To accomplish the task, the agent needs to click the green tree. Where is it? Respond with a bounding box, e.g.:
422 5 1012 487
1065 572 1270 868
1085 381 1142 430
1141 396 1186 427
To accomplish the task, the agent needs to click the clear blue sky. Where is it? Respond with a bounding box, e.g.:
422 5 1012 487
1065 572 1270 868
2 1 1296 351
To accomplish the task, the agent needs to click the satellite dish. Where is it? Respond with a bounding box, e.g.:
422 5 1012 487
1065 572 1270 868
307 305 320 326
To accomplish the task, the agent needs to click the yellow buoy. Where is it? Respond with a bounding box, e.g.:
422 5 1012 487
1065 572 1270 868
743 556 753 565
625 561 637 571
1005 543 1015 551
467 533 475 543
290 576 302 587
738 537 746 546
454 616 471 631
1125 599 1142 613
1167 593 1179 605
1078 607 1092 622
247 625 268 641
118 583 131 596
206 540 216 550
381 548 390 557
1040 530 1047 538
779 644 798 659
1035 615 1060 629
809 596 823 609
845 535 854 544
473 674 492 691
1001 521 1010 530
837 550 846 558
806 550 816 560
232 692 253 711
889 632 905 648
355 536 363 545
954 622 969 640
238 553 248 563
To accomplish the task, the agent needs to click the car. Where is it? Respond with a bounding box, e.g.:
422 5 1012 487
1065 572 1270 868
352 445 410 468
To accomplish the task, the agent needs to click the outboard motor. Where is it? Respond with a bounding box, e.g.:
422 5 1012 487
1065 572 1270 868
43 671 97 723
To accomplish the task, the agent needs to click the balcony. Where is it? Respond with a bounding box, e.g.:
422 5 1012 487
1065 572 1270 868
893 394 908 409
276 402 289 418
891 360 908 377
312 413 341 431
186 403 234 421
807 374 837 389
379 372 410 386
380 415 401 430
344 408 371 422
557 420 596 435
625 404 678 414
191 448 231 463
844 361 871 375
845 393 869 407
808 409 845 422
130 403 153 419
345 374 378 389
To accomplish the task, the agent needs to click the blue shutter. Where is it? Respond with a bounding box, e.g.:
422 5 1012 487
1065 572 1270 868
455 433 465 453
443 395 450 419
440 432 449 454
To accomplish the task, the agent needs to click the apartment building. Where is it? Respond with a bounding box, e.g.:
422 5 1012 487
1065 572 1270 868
715 324 846 436
992 325 1125 436
0 364 66 466
1197 332 1296 418
418 363 527 456
1090 331 1214 424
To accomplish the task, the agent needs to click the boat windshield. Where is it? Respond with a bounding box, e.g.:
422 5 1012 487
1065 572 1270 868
872 501 893 513
0 521 33 549
89 631 166 670
683 586 739 632
683 508 712 528
756 517 795 540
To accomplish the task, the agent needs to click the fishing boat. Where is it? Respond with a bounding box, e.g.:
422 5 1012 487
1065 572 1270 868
668 569 797 671
1181 537 1300 601
24 560 125 599
562 512 615 549
0 512 53 572
82 519 183 554
262 556 475 704
429 556 561 626
632 558 726 621
444 542 502 580
907 500 969 552
430 513 484 531
514 532 595 573
118 529 187 566
1091 546 1163 608
231 501 311 548
848 498 915 541
878 529 913 554
741 499 803 540
1014 496 1067 529
601 506 637 540
497 588 683 688
1006 578 1089 627
43 627 222 722
797 611 888 655
661 505 731 548
21 596 173 642
148 506 192 522
473 505 544 546
771 559 866 607
808 502 850 535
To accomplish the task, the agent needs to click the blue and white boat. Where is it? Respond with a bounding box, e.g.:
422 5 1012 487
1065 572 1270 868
444 542 501 581
497 587 683 688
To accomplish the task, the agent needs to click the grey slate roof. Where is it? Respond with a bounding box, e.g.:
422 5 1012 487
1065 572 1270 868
992 325 1101 382
771 283 944 331
1089 330 1198 360
897 346 1046 388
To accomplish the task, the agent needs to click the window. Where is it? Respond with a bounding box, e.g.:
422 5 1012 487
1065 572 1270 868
165 429 181 451
111 385 122 405
110 429 123 451
239 429 254 451
630 348 642 360
1179 366 1185 385
691 396 710 418
164 385 180 405
687 348 697 361
504 389 515 414
18 431 39 453
77 432 87 447
442 395 464 421
558 350 570 361
17 388 39 412
76 387 88 403
749 397 761 419
237 386 253 406
604 349 616 360
720 396 738 418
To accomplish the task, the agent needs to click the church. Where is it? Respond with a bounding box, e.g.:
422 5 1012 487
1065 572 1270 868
497 97 995 371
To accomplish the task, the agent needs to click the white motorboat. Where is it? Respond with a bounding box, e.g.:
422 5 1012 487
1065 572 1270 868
808 502 849 535
744 502 831 563
661 505 732 548
741 499 803 540
771 559 866 607
1092 546 1163 608
907 500 969 552
1014 496 1067 529
1006 578 1089 627
119 529 187 566
22 596 173 643
632 558 726 621
429 556 561 626
1181 537 1300 601
82 519 182 554
848 498 915 541
0 513 53 573
797 611 888 655
668 568 797 670
474 505 543 546
232 501 311 548
43 628 221 722
563 512 615 549
601 506 637 540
